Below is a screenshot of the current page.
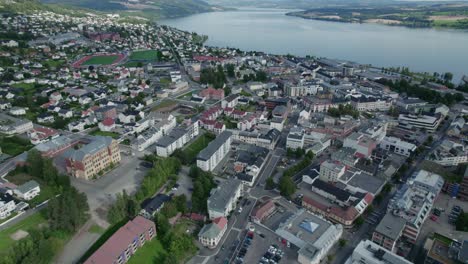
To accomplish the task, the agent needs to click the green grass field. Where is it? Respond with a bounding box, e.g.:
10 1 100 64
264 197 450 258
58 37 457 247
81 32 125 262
182 133 215 162
151 100 177 112
0 212 47 252
129 50 159 61
0 136 33 156
127 239 166 264
90 130 120 139
82 55 119 66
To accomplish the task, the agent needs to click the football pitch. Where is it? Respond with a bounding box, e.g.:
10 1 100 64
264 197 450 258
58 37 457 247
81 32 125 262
82 55 120 65
129 50 159 61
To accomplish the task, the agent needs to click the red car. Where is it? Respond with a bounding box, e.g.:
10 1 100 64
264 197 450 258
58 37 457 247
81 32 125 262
430 215 438 221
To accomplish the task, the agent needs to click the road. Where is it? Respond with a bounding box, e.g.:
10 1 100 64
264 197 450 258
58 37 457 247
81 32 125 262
0 202 48 231
57 151 149 264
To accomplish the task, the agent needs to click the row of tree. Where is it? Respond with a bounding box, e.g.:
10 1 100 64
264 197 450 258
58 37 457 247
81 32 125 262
134 157 181 202
154 214 197 264
189 166 216 214
328 104 359 119
200 65 226 89
279 154 314 199
377 79 464 106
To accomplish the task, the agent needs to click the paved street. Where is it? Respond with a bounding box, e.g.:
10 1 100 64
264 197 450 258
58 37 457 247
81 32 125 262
58 150 149 264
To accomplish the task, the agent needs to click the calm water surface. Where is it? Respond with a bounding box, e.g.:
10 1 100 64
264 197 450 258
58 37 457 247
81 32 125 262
161 8 468 81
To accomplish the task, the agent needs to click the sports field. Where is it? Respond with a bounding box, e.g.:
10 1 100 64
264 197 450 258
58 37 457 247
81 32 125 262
129 50 159 61
82 55 120 65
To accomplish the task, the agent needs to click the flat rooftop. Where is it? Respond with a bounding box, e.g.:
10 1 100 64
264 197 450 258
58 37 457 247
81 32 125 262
275 209 331 249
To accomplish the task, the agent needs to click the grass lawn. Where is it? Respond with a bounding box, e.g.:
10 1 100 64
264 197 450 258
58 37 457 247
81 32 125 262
90 130 120 139
89 224 105 234
44 59 65 68
0 212 47 252
151 100 177 112
29 184 56 207
82 55 119 66
124 61 141 67
129 50 159 61
433 233 454 246
182 133 215 162
0 213 18 225
11 82 36 93
127 239 166 264
0 136 33 156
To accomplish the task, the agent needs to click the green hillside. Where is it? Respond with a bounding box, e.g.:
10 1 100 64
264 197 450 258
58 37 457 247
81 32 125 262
39 0 216 19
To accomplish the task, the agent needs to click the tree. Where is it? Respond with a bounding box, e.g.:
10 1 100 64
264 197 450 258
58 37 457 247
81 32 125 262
226 64 235 78
339 238 347 248
279 176 296 199
26 149 43 179
47 187 89 233
174 195 188 214
354 216 364 227
443 72 453 83
265 177 276 190
154 214 171 238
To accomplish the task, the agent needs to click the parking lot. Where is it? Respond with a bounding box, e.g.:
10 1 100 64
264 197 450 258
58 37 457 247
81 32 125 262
234 223 299 264
417 193 468 244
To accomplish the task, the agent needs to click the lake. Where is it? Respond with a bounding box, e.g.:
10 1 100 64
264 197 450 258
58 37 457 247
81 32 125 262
161 8 468 81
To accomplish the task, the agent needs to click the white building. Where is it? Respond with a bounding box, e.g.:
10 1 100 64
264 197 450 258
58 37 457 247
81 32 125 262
380 136 417 157
319 161 346 183
275 209 342 264
398 114 442 133
155 121 199 157
287 82 322 97
207 179 243 220
343 133 377 158
428 140 468 166
198 217 228 249
197 131 232 172
346 240 412 264
14 180 40 201
0 193 16 219
132 115 176 151
9 107 26 116
351 98 393 112
286 127 305 150
0 114 33 135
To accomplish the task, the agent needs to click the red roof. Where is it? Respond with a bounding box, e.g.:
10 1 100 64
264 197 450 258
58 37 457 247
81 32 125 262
102 118 115 126
85 217 155 264
214 122 224 129
213 217 227 230
252 200 275 221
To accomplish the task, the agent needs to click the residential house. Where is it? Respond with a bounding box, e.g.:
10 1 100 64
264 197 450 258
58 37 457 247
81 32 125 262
198 217 228 249
14 180 40 201
0 193 16 219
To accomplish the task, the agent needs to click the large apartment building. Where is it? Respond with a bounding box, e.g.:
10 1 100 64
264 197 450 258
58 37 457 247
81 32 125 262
85 216 156 264
380 136 417 157
197 131 232 172
373 170 444 252
207 178 243 220
155 120 199 157
349 240 412 264
64 136 121 180
398 114 442 133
